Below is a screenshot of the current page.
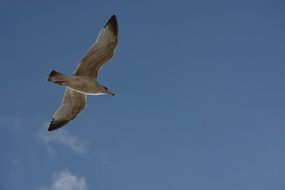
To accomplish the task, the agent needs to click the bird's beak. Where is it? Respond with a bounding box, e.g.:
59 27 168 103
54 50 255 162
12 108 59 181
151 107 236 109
109 91 115 96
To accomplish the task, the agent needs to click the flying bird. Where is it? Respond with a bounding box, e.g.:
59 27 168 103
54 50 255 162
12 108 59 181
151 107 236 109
47 15 118 131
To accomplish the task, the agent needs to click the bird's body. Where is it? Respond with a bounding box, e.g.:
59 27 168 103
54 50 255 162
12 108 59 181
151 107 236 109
67 77 103 95
47 15 118 131
48 70 114 96
66 76 99 95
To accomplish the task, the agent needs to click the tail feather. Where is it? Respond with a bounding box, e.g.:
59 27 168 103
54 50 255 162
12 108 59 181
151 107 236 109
48 70 69 85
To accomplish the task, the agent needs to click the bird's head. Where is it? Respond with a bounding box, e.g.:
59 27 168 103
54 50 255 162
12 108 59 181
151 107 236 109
100 85 115 96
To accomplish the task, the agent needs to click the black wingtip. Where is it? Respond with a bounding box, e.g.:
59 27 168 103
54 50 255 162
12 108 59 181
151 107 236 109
48 118 69 132
48 119 56 131
106 15 118 36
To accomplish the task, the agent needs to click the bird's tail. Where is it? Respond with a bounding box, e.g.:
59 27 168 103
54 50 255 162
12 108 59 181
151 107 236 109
48 70 69 85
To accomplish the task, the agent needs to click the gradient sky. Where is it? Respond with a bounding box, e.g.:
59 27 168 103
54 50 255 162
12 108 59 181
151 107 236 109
1 0 285 189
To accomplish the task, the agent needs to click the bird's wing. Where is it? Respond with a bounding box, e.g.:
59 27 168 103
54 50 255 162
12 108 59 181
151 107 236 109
48 88 86 131
73 15 118 79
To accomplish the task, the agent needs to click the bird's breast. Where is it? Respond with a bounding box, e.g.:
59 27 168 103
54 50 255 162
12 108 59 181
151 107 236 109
67 77 98 95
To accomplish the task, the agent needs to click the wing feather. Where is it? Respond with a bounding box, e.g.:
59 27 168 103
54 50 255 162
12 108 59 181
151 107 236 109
73 15 118 79
48 88 86 131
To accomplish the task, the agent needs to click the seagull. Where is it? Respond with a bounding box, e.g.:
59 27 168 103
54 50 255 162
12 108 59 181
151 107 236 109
47 15 118 131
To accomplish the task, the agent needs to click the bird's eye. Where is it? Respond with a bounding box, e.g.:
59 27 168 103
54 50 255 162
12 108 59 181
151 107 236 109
103 86 108 90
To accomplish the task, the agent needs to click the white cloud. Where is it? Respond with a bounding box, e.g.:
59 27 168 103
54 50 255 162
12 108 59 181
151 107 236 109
40 170 87 190
38 127 87 154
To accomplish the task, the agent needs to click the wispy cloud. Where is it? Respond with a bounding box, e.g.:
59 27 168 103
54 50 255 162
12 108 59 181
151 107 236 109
40 170 87 190
38 126 87 154
0 115 22 129
95 147 113 170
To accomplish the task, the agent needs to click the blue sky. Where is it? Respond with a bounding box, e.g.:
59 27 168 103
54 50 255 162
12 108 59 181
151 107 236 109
1 0 285 189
